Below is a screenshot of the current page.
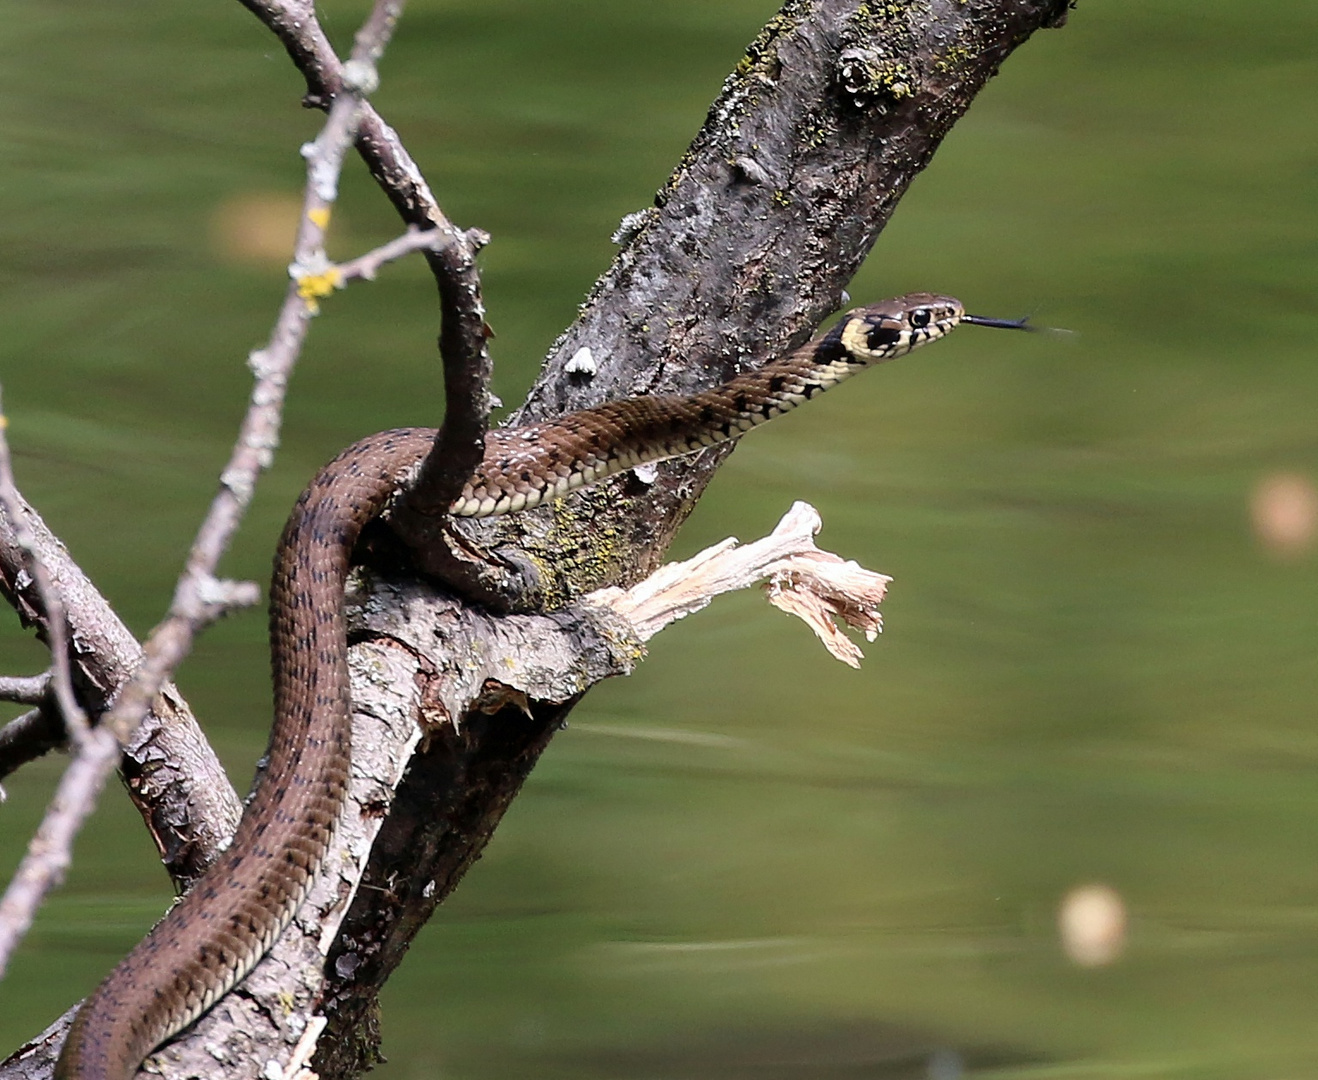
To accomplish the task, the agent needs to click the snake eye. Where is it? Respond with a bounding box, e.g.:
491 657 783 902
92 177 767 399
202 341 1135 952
866 323 902 352
910 308 931 329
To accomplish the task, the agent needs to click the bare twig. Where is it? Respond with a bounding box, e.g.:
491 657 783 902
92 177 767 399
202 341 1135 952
309 224 451 289
0 0 410 979
0 674 50 706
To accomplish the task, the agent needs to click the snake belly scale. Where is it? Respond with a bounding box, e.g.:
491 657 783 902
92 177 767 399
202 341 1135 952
54 294 1026 1079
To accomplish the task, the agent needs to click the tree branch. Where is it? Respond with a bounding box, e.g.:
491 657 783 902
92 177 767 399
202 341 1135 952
0 676 49 708
463 0 1073 609
236 0 498 550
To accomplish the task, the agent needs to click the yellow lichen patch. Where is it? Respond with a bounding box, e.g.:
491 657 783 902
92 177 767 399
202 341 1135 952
307 206 332 230
297 266 344 314
933 44 975 75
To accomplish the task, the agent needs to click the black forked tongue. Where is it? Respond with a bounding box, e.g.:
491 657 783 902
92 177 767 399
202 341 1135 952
962 313 1034 331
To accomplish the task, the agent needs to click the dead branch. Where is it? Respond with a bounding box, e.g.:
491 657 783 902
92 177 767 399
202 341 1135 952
0 676 49 707
590 501 891 668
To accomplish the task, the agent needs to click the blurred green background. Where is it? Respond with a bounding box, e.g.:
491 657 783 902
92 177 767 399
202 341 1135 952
3 1 1318 1077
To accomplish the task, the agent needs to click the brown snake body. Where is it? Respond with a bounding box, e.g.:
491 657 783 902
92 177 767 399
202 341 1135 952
56 295 1027 1079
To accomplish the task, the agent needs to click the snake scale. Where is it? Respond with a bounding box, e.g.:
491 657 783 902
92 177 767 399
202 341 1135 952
55 294 1027 1079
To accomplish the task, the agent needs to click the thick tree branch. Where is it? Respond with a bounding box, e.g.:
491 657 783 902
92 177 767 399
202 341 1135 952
458 0 1074 609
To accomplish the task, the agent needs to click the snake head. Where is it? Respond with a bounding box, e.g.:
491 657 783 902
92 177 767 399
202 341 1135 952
839 293 966 361
839 292 1032 362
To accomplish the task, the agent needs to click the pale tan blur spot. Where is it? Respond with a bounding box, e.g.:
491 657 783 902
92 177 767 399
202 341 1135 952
210 192 305 266
1058 883 1126 967
1251 472 1318 559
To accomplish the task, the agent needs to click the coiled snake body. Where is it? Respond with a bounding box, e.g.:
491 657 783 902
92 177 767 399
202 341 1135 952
55 294 1025 1079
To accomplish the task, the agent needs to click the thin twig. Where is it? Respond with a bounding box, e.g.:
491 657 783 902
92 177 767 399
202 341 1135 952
325 225 447 286
237 0 455 233
0 390 89 747
0 0 409 980
0 674 50 706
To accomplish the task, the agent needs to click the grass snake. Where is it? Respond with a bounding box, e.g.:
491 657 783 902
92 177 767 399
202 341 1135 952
54 293 1028 1079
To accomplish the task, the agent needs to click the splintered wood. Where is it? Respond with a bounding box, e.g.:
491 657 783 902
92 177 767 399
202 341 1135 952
588 501 890 668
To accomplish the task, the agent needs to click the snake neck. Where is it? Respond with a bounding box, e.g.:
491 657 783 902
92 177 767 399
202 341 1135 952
449 324 870 517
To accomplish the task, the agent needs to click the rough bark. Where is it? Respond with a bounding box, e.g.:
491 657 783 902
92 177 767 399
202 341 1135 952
0 0 1072 1077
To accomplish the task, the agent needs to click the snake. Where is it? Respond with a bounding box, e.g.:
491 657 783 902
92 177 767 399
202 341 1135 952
54 293 1028 1079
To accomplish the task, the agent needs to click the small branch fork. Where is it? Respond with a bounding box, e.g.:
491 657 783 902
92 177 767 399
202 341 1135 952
0 0 433 979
